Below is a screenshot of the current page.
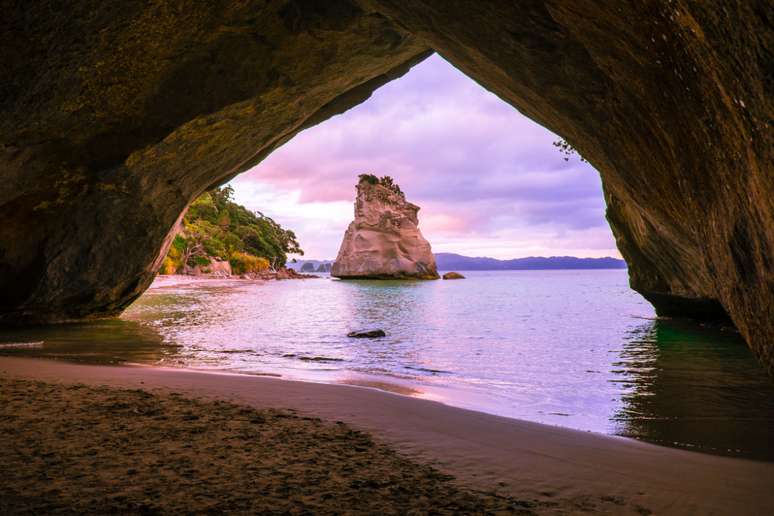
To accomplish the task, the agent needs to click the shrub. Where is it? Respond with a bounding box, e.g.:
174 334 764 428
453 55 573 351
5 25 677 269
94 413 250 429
192 255 211 267
358 173 402 195
230 252 270 275
160 239 184 274
161 256 179 275
358 173 379 185
187 192 218 220
171 235 186 253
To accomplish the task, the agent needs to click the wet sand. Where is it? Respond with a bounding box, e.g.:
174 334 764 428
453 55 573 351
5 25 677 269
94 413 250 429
2 357 773 515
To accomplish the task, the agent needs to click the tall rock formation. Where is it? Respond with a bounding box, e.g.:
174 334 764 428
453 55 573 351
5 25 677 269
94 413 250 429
332 175 439 279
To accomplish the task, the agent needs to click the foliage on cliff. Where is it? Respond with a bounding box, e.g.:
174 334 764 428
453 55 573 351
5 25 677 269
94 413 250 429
358 174 403 196
552 139 587 163
162 186 302 274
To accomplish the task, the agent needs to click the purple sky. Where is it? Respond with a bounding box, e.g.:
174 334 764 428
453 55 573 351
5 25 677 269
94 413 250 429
231 54 619 260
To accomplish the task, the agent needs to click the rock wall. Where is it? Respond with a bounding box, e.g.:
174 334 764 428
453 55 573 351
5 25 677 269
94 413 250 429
332 177 439 279
0 1 771 372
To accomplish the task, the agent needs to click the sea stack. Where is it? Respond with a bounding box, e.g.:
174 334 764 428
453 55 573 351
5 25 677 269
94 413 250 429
332 175 439 280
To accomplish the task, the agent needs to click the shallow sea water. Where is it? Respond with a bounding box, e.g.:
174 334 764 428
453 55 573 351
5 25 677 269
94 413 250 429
2 270 773 460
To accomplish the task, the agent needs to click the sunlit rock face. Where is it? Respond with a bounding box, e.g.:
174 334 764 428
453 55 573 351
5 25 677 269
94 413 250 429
332 176 438 280
0 1 771 373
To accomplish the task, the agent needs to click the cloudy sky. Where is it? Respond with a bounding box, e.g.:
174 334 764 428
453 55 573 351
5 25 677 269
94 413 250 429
230 54 619 260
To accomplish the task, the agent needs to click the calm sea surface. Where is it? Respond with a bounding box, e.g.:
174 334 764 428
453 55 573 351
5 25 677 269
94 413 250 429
2 270 773 460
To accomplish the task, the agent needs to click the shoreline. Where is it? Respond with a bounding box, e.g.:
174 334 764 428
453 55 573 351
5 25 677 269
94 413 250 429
2 356 772 514
153 270 320 285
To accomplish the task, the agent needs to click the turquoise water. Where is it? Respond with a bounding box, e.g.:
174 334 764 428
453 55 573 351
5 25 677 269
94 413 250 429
1 270 773 460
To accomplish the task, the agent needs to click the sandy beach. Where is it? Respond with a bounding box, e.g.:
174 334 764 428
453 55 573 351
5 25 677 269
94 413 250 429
2 357 773 515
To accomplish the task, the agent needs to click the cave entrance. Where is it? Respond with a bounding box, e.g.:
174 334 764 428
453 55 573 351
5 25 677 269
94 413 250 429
3 0 772 459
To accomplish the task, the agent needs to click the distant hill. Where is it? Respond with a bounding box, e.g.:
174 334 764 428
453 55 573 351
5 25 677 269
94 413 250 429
434 253 626 271
291 254 627 272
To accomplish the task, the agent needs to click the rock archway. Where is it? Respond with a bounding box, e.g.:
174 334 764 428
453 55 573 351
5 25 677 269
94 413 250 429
1 1 771 373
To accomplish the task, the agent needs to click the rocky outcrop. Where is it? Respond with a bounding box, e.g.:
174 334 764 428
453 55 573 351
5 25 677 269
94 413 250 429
331 176 439 280
347 329 386 338
191 259 232 278
443 272 465 280
0 2 771 373
239 268 316 280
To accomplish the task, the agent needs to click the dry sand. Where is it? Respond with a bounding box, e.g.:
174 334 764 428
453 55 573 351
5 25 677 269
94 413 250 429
2 357 773 515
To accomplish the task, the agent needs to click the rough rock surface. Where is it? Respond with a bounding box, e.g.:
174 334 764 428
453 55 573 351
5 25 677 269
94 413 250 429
239 268 316 281
347 329 387 338
332 176 439 280
191 259 232 278
443 272 465 280
0 2 772 372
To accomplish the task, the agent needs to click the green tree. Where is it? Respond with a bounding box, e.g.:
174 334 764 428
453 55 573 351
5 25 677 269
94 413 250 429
160 186 303 274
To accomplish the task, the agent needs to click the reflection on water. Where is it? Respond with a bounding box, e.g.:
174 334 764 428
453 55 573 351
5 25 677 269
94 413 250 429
0 319 179 364
612 319 774 460
1 271 772 461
